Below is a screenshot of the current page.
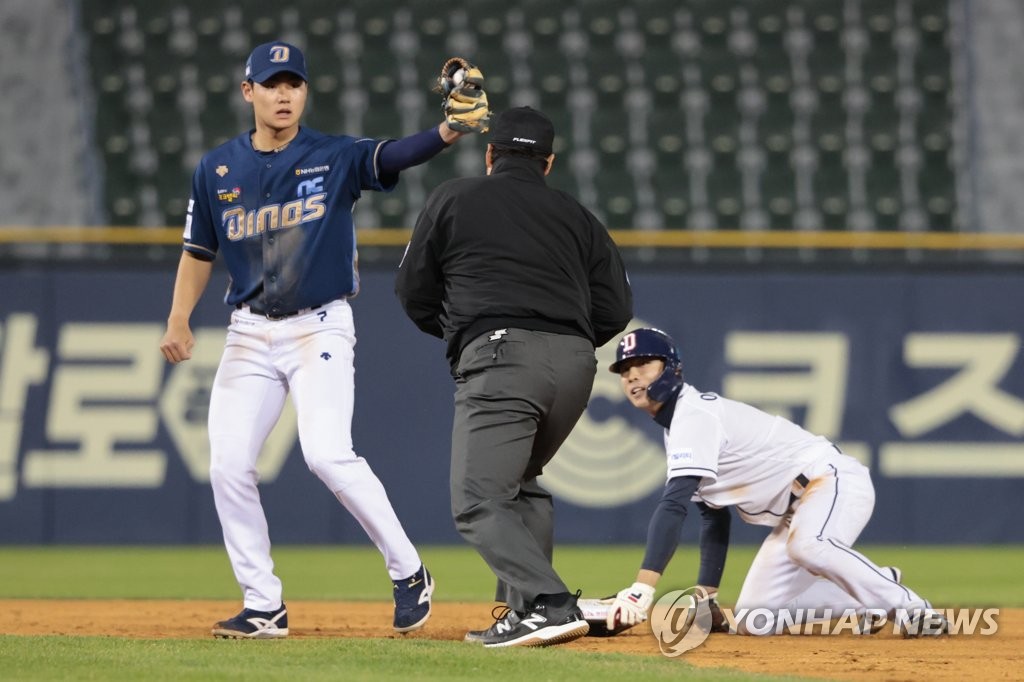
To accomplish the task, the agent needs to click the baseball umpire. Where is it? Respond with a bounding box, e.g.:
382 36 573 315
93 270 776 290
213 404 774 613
604 327 950 637
395 106 633 648
159 42 489 639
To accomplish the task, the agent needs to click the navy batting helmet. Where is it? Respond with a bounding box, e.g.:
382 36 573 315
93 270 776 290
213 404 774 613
609 328 683 403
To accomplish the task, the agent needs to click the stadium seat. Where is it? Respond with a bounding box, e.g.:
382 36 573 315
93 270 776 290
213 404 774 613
420 146 461 194
755 43 791 93
464 44 512 102
809 43 845 96
863 0 897 35
587 50 629 108
633 0 678 44
591 108 629 171
707 161 743 229
760 89 794 159
546 165 581 202
77 0 957 237
404 0 449 53
155 164 189 227
526 44 570 112
813 158 850 230
688 0 730 51
303 32 340 79
919 164 956 231
917 104 952 167
299 0 336 39
916 43 951 95
362 174 409 227
811 98 846 165
653 170 690 227
862 45 899 96
642 45 683 109
593 170 636 229
148 88 186 148
648 108 686 170
469 0 509 40
197 85 241 148
104 151 142 226
866 165 902 230
865 110 900 173
544 107 573 156
521 0 563 41
576 0 622 54
761 161 797 231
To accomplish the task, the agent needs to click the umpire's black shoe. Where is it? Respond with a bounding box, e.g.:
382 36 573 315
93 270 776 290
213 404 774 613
464 605 525 643
479 591 590 648
212 603 288 639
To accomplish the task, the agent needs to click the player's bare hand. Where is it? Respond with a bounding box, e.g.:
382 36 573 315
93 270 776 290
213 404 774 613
160 321 195 363
606 582 655 630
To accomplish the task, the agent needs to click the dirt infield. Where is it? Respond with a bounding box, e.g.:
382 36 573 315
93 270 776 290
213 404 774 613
4 599 1018 680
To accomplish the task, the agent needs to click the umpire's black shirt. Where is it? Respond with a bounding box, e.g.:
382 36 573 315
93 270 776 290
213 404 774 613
395 155 633 370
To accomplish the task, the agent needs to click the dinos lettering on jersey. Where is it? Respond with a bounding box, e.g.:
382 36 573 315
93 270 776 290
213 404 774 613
222 194 327 241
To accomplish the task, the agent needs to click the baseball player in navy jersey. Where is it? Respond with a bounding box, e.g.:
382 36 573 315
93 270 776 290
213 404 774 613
604 328 949 637
158 41 489 639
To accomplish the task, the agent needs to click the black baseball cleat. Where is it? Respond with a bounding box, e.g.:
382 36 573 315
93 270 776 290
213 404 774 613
465 605 525 643
478 591 590 648
464 628 488 643
212 603 288 639
393 564 434 633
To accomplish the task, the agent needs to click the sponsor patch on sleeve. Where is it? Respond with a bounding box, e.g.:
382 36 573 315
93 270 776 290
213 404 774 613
668 450 694 464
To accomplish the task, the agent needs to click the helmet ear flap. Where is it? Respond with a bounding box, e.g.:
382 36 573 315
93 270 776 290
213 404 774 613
645 359 683 404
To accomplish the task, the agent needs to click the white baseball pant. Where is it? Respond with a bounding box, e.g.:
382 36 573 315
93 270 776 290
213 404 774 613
207 299 420 611
734 452 928 629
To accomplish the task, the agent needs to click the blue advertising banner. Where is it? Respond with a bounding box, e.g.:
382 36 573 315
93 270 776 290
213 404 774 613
2 265 1022 544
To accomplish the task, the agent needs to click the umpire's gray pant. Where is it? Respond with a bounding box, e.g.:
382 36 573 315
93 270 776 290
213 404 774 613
450 328 597 613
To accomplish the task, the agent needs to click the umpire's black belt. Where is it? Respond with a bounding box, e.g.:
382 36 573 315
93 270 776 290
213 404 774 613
236 302 323 320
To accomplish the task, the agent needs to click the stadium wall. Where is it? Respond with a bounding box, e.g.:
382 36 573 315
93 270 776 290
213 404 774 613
2 264 1022 544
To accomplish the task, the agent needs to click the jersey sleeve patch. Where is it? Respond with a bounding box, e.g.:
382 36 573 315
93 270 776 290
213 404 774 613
667 449 695 466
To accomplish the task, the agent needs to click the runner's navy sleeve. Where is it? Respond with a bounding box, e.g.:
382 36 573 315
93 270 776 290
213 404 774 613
640 475 701 573
695 502 731 588
378 126 448 175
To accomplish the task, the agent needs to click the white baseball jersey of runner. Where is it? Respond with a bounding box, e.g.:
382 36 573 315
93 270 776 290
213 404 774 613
663 383 836 526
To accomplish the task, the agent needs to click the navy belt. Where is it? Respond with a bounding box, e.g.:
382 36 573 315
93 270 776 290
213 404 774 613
236 302 323 320
789 473 811 508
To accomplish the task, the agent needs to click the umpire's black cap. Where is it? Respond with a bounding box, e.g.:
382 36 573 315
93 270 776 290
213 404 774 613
245 41 308 83
489 107 554 155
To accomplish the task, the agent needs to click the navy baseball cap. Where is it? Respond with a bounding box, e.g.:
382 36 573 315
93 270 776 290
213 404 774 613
245 41 308 83
489 106 554 154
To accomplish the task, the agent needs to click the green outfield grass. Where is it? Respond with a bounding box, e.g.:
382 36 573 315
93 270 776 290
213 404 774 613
0 544 1021 605
1 544 1021 681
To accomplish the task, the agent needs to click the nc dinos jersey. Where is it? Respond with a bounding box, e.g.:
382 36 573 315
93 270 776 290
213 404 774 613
183 127 396 314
